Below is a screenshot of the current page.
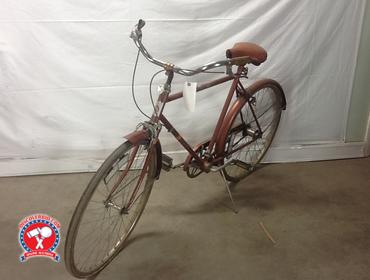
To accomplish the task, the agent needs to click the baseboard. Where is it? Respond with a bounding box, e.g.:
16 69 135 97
0 158 104 177
167 142 366 164
0 142 366 177
365 113 370 156
263 142 366 163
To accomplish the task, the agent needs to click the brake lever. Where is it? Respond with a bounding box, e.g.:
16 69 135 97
130 19 146 40
129 29 141 40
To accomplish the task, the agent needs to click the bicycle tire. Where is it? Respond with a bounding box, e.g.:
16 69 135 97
222 80 283 182
65 140 157 278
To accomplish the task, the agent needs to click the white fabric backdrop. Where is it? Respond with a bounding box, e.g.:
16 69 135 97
0 0 366 173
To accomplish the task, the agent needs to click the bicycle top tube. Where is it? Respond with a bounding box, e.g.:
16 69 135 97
130 19 252 76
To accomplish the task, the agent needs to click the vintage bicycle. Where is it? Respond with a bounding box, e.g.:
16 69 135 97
65 19 286 278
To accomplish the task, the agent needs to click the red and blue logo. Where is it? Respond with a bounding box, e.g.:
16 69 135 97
18 214 61 262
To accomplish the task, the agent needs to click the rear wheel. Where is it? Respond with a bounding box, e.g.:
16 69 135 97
222 81 283 182
65 141 156 278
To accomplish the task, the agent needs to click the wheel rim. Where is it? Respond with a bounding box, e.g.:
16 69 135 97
68 143 154 276
224 85 281 179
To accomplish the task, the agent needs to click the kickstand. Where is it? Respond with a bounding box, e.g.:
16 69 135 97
219 171 239 214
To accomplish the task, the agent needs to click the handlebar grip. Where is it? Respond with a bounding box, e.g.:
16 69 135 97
137 19 146 30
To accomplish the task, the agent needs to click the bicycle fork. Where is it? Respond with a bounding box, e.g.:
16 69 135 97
104 142 154 215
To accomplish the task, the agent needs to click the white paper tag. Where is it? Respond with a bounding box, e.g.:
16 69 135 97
183 82 197 112
157 85 164 93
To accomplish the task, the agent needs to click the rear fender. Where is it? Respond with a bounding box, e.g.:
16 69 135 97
215 79 287 156
215 96 247 157
246 79 287 110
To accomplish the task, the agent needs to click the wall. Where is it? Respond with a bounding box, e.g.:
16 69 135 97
346 0 370 142
0 0 367 176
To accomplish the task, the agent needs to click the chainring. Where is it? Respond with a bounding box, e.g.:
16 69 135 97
183 140 210 178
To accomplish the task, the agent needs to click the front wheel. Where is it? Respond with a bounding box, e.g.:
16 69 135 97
65 140 157 278
222 80 284 182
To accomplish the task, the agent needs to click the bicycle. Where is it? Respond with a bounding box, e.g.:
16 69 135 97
65 19 287 278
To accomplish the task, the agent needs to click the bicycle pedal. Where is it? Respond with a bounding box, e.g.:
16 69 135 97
162 154 173 171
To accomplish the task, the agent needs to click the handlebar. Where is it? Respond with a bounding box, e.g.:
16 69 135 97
130 19 251 76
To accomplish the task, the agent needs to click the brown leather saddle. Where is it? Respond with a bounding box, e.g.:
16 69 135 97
226 42 267 66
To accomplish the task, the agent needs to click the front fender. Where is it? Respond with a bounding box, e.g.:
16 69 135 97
124 130 150 146
124 130 162 180
154 139 162 179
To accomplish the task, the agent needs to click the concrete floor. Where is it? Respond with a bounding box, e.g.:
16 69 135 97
0 158 369 280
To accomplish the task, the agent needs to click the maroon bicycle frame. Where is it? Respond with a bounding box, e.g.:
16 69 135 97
152 65 249 172
119 65 287 209
117 65 249 209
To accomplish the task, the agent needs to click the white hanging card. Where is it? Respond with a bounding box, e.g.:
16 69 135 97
183 82 197 112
